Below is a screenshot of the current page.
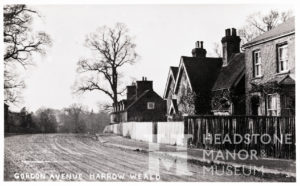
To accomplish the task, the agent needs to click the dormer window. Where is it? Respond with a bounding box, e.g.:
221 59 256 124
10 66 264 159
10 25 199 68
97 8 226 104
253 50 262 77
277 43 288 73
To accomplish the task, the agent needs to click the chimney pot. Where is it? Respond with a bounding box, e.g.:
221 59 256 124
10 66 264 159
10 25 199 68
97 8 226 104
191 41 207 58
225 28 231 36
232 28 237 36
195 41 199 48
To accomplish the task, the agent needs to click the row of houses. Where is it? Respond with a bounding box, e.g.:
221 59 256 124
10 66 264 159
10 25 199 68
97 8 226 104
110 17 295 123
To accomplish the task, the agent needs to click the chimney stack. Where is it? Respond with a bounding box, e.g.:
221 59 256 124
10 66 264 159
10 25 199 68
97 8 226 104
225 28 231 36
221 28 241 66
232 28 237 36
136 77 153 97
126 85 136 100
192 41 207 58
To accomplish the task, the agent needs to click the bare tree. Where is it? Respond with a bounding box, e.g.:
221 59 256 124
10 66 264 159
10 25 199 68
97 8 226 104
239 10 293 44
64 104 85 133
76 23 138 105
35 108 58 133
97 101 114 113
4 5 51 104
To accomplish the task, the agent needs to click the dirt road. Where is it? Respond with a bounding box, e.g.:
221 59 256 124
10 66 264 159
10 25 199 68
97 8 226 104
5 134 266 181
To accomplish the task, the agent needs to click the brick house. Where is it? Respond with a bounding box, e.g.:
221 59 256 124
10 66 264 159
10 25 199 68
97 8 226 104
242 17 295 116
211 28 246 115
163 28 246 118
110 77 167 123
163 41 223 118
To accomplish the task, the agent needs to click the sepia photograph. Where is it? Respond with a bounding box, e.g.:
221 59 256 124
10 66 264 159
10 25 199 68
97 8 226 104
2 1 297 182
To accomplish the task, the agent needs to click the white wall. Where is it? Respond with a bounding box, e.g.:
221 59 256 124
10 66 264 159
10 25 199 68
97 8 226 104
157 122 185 146
122 122 153 142
104 121 186 146
103 123 122 135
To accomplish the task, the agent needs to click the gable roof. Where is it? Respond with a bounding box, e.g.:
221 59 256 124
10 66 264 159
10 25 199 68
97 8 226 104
243 17 295 48
126 90 164 111
212 53 245 91
175 56 222 93
279 75 295 85
170 66 179 79
163 66 179 98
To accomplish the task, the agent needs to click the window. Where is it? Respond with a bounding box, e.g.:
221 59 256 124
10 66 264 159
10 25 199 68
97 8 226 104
282 95 295 116
267 94 279 116
283 95 294 109
147 102 155 110
253 50 262 77
277 44 288 73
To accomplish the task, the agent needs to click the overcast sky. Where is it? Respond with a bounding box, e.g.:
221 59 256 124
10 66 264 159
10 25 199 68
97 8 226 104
13 4 293 112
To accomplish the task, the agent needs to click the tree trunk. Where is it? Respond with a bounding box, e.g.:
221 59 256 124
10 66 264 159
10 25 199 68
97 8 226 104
112 67 118 105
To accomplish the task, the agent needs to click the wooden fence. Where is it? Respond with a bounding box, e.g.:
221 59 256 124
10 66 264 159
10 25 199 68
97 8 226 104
184 115 295 159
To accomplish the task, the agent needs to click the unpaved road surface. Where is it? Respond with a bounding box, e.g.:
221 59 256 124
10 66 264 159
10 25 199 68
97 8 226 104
5 133 267 181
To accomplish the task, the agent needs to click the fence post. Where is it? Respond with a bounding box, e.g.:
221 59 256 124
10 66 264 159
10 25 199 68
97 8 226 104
184 116 188 134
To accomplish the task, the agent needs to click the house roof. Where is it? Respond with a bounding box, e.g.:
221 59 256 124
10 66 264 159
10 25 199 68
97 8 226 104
170 66 179 79
126 90 150 110
243 17 295 48
266 74 295 85
125 90 164 111
212 53 245 91
178 56 222 93
279 75 295 85
163 66 179 98
251 74 295 91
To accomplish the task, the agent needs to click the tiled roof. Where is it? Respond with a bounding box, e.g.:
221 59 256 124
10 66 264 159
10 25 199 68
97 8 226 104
258 74 295 86
243 17 295 48
170 66 179 79
163 66 179 99
279 75 295 85
125 90 150 110
182 56 222 93
212 53 245 91
125 90 164 110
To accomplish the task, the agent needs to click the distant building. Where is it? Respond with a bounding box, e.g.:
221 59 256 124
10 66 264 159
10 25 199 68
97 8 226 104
211 28 246 115
242 17 295 116
110 77 166 123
